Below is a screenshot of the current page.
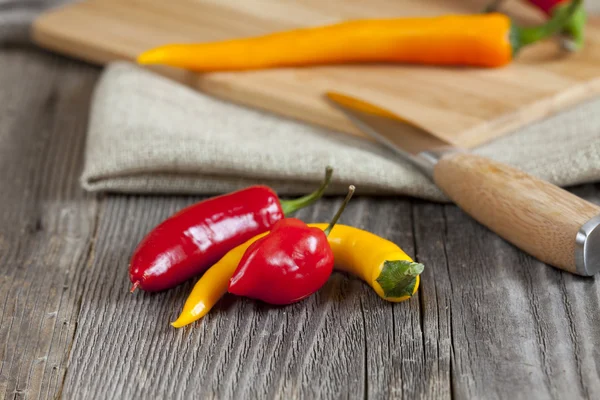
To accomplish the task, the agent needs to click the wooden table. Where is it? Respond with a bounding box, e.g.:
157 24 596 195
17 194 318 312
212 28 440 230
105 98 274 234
2 46 600 400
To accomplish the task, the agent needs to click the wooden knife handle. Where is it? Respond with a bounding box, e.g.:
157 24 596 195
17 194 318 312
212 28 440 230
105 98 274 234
433 152 600 275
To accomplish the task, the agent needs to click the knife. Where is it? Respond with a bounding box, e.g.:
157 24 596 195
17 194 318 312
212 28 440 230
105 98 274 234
325 91 600 276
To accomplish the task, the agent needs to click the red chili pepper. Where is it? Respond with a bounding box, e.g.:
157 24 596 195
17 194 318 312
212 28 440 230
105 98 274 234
228 185 355 305
129 167 333 292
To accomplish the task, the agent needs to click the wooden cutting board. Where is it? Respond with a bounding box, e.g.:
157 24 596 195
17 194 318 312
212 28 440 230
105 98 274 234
32 0 600 148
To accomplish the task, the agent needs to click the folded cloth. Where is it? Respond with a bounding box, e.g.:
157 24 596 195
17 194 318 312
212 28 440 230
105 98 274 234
81 62 600 201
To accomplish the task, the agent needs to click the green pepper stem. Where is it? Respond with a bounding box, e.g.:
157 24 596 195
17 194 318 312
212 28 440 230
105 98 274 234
553 1 587 52
280 166 333 216
324 185 355 237
375 260 424 299
511 0 583 54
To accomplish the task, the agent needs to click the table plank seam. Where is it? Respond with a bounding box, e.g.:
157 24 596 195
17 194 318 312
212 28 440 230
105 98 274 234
412 201 428 377
441 207 457 400
359 297 368 400
560 273 589 399
56 196 104 400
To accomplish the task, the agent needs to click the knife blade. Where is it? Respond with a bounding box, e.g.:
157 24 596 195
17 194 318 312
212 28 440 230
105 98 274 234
325 91 600 276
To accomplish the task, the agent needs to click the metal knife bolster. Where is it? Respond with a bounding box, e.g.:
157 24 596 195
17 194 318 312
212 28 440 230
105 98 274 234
412 147 461 177
575 215 600 276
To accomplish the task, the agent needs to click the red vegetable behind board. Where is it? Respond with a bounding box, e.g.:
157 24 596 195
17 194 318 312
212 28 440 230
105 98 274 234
129 167 333 292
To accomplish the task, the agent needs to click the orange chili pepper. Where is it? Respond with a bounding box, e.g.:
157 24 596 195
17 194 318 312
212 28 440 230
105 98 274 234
137 0 580 71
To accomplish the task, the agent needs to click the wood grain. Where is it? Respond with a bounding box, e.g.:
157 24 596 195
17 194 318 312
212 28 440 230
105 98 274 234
58 190 600 399
3 46 600 399
61 198 422 399
433 152 600 274
0 49 100 400
423 191 600 399
31 0 600 148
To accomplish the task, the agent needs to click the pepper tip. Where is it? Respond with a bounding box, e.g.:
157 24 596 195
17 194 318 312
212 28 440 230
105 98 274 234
130 281 140 293
136 49 161 65
170 318 186 328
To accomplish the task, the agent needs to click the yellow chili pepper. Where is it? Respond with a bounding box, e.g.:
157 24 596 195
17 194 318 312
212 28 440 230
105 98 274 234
171 224 423 328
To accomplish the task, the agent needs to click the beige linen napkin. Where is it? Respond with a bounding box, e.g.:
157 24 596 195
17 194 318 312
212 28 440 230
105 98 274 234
81 62 600 201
